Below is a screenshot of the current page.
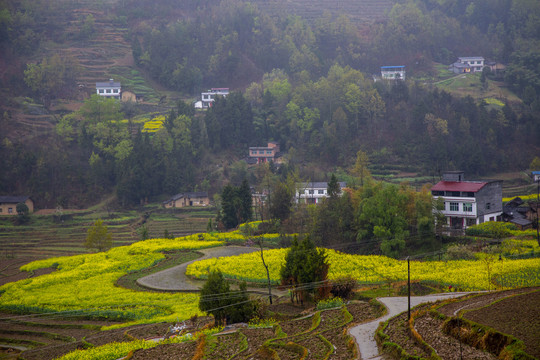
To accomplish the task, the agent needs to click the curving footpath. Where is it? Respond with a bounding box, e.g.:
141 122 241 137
137 246 473 359
349 292 472 359
137 246 262 291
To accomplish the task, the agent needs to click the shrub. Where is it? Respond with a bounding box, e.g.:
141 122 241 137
316 297 343 310
443 244 476 260
465 222 516 238
330 277 357 299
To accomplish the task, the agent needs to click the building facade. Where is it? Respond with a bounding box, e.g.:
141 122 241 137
449 57 485 74
0 196 34 215
295 182 347 204
248 142 280 164
96 79 121 99
163 192 210 208
431 171 502 229
194 88 229 109
381 66 406 80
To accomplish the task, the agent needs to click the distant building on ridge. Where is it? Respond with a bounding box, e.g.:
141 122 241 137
96 79 121 99
194 88 229 109
381 66 405 80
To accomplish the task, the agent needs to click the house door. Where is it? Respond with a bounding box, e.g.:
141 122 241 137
450 217 463 229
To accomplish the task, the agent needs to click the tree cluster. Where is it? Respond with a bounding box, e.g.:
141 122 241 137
219 179 253 229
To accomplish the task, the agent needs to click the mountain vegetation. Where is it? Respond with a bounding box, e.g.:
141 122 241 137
0 0 539 212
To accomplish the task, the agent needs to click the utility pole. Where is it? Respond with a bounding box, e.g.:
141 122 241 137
407 256 411 321
532 171 540 247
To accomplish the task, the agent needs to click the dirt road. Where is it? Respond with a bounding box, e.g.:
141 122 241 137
349 292 472 359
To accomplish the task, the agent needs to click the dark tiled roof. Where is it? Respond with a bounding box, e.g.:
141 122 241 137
0 196 30 203
164 192 208 204
509 217 532 226
298 182 347 189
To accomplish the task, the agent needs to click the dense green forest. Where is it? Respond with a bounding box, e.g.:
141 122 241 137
0 0 539 210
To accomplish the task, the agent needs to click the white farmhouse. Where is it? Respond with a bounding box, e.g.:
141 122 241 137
295 181 347 205
96 79 121 99
194 88 229 109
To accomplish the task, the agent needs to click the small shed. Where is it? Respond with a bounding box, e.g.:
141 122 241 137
0 196 34 215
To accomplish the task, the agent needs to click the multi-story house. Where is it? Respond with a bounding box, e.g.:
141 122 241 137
449 57 485 74
431 171 502 229
248 142 281 164
194 88 229 109
96 79 121 99
295 182 347 205
380 65 406 80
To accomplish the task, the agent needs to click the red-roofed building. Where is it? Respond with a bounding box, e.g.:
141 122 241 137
431 171 502 230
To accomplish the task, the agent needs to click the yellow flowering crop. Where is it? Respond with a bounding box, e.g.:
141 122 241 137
1 237 223 328
186 249 540 290
141 115 165 133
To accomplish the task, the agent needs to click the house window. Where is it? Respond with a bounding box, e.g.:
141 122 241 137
266 150 272 154
465 192 474 197
463 203 472 212
309 190 314 195
318 190 324 194
450 202 459 211
99 89 104 93
259 150 264 154
432 191 444 196
106 89 111 93
466 218 476 226
113 89 119 93
8 207 13 213
486 203 491 210
0 208 2 213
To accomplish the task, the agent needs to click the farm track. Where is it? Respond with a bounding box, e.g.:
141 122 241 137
380 288 540 360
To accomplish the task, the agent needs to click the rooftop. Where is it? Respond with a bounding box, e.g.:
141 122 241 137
431 181 488 193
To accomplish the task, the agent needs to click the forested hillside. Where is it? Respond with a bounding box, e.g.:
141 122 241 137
0 0 539 209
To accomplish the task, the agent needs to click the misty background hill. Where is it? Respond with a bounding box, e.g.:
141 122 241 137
0 0 539 209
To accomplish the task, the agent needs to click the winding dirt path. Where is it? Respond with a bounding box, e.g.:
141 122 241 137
349 293 473 360
136 246 262 291
137 246 477 359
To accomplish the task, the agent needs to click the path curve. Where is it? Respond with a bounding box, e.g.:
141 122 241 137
137 246 262 291
138 246 474 359
349 292 472 360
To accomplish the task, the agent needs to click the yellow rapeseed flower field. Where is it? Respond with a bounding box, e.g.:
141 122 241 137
186 248 540 290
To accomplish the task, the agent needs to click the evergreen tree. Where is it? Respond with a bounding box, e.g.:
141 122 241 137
280 235 329 304
199 270 254 326
238 179 253 224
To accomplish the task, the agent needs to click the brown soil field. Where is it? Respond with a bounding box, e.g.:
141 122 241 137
382 287 540 360
0 299 381 360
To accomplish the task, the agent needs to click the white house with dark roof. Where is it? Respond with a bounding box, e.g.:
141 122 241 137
96 79 121 99
194 88 229 109
449 57 485 74
295 181 347 204
381 65 406 80
431 171 502 229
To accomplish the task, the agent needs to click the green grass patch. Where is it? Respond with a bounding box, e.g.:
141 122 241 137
115 250 203 292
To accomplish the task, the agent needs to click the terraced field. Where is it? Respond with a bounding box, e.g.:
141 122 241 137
379 287 540 360
0 207 215 260
250 0 394 25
